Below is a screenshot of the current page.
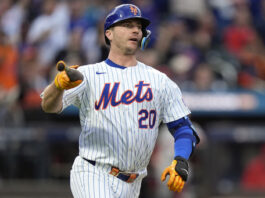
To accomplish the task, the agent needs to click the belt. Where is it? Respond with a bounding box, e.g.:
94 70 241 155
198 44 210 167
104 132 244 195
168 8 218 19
82 158 139 183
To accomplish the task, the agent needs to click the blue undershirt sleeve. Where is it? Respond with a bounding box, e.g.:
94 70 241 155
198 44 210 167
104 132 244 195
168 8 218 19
170 124 195 160
174 137 192 160
167 117 199 160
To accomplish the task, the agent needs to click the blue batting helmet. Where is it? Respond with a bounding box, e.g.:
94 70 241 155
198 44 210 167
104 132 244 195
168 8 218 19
104 4 151 46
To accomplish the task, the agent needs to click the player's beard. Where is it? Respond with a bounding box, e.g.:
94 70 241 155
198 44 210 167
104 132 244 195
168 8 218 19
114 42 138 55
123 40 139 55
111 36 139 55
124 46 137 55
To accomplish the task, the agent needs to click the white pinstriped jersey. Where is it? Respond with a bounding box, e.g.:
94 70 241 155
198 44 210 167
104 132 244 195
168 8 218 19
62 59 190 173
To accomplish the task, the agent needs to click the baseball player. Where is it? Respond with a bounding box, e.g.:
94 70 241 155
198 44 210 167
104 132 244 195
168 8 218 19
41 4 199 198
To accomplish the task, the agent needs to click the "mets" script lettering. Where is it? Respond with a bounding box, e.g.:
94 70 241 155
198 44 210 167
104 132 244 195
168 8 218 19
95 81 153 110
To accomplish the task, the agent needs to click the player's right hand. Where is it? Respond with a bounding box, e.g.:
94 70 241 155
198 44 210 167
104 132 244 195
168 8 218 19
161 156 189 192
54 61 83 90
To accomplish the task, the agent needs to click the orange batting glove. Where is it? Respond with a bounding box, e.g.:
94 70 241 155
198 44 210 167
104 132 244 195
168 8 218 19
161 156 189 192
54 61 83 90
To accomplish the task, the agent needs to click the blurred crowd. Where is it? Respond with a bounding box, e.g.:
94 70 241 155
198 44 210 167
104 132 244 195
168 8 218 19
1 0 265 125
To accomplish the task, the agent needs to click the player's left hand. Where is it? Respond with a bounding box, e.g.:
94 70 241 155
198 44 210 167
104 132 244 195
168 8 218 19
161 156 189 192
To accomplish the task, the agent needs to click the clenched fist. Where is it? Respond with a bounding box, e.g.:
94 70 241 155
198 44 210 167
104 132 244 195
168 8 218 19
161 156 189 192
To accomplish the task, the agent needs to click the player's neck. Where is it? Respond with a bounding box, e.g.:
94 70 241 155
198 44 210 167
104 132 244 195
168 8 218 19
108 48 137 67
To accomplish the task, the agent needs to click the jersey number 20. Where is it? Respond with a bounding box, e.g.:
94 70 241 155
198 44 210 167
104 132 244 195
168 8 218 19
138 109 156 129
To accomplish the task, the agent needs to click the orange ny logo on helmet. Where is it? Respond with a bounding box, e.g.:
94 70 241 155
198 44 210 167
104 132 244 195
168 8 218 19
130 5 138 15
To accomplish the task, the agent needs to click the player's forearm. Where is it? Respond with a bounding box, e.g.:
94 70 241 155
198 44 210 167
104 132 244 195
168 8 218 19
41 83 64 113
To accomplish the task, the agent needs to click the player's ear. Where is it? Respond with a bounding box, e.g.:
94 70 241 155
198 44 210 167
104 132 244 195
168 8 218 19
105 29 113 43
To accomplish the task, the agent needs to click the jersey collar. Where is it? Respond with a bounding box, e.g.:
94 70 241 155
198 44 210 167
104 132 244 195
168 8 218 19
105 59 127 69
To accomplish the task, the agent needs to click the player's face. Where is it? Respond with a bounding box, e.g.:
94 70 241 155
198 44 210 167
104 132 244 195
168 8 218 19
107 19 143 55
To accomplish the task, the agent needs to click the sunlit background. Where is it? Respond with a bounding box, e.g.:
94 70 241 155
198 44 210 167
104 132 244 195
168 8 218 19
0 0 265 197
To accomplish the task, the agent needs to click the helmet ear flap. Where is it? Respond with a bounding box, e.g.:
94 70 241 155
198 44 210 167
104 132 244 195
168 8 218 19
140 30 151 50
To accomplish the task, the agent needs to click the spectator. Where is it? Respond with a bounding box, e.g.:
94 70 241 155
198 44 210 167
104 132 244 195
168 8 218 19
53 27 87 75
192 10 219 51
0 30 18 92
208 0 235 31
223 0 256 57
82 19 109 63
27 0 70 68
0 0 12 19
1 0 30 45
169 0 208 19
0 29 22 125
168 52 197 86
249 0 265 44
222 0 265 89
237 33 265 90
183 63 228 91
19 46 44 111
241 144 265 191
154 17 191 64
68 0 89 32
